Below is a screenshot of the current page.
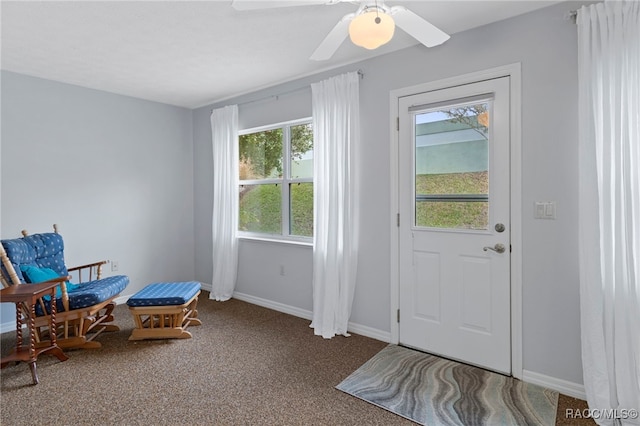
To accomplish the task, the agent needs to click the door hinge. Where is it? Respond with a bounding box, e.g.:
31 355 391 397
396 117 399 131
510 244 512 253
397 309 400 323
397 213 400 227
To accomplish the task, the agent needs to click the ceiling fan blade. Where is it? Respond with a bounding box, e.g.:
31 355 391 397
231 0 329 11
310 13 353 61
390 6 450 48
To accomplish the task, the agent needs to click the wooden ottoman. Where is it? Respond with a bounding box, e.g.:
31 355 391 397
126 282 202 340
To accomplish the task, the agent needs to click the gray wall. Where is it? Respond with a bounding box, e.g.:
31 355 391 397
0 71 195 326
193 1 586 386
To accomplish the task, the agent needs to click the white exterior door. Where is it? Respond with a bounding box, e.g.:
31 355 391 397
398 77 511 374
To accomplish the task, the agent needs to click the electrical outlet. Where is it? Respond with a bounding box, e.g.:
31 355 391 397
111 261 119 272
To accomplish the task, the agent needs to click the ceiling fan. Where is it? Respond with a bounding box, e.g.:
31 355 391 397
230 0 450 61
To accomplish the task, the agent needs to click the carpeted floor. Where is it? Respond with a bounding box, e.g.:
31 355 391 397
1 293 594 425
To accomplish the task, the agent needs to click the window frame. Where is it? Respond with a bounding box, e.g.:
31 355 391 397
238 117 313 244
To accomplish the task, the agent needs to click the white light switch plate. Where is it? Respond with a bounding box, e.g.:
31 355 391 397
535 201 556 219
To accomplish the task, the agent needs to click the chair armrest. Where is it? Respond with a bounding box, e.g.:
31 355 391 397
34 275 72 312
67 260 107 271
68 261 107 282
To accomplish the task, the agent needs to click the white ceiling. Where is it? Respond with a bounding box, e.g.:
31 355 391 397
1 0 561 109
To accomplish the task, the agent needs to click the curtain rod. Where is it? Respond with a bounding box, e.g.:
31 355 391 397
212 69 364 112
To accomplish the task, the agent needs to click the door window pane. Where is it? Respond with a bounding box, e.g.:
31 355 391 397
414 103 489 230
416 201 488 229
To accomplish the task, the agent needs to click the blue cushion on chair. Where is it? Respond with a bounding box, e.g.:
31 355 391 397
35 275 129 317
2 233 69 283
1 232 129 317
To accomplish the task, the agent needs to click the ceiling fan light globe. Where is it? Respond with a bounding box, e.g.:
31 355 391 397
348 10 395 50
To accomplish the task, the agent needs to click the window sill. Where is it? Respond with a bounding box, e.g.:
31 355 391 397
237 235 313 248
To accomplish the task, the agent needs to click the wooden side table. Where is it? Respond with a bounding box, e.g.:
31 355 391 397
0 281 69 385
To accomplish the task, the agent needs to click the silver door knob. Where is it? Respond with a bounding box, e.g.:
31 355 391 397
483 243 506 253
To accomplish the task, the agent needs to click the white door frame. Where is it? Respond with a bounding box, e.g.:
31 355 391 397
389 63 523 379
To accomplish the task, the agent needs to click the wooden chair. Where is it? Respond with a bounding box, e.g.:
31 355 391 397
0 225 129 350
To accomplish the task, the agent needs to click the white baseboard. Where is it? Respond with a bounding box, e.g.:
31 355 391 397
232 291 313 321
1 321 19 335
231 291 391 343
114 294 132 305
522 369 586 400
346 321 392 343
199 282 213 293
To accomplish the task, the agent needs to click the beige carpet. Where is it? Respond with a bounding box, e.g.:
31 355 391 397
1 293 594 425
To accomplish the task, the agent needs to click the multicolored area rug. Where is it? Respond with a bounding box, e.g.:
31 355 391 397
336 345 558 425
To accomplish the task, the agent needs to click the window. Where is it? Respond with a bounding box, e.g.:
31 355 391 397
238 119 313 240
413 101 490 230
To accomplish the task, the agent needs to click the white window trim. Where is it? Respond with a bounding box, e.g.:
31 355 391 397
238 117 313 243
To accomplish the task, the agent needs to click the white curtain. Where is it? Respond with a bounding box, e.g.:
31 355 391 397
310 72 360 339
578 2 640 425
210 105 239 301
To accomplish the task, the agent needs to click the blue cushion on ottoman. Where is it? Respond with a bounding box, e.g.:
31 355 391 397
127 282 201 307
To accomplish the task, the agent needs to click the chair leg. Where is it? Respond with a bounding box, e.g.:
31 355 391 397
28 361 39 385
81 315 97 336
29 301 121 351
